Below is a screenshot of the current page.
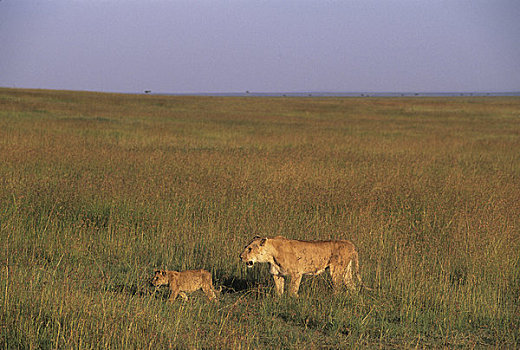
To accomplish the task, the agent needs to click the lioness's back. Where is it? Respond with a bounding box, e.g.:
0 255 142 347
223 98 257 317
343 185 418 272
273 237 356 252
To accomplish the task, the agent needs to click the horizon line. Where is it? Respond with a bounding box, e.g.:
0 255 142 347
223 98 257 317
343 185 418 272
2 86 520 97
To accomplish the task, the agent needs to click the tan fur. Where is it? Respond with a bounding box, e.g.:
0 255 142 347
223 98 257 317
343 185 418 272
151 269 218 302
240 235 363 296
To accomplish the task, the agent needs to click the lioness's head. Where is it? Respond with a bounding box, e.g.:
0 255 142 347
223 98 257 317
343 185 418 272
151 270 170 287
240 236 270 268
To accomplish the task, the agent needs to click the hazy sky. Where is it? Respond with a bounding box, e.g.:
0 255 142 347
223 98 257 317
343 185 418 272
1 0 519 93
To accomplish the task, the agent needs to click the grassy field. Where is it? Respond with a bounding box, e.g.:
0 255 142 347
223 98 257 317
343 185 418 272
1 88 519 348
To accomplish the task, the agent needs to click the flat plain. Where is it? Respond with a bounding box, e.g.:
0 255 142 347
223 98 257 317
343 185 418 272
1 88 519 348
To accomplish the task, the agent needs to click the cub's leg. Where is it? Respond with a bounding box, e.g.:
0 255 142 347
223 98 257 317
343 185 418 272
178 292 189 301
272 274 285 296
169 286 180 301
202 286 217 301
289 274 303 296
201 273 217 301
202 284 217 301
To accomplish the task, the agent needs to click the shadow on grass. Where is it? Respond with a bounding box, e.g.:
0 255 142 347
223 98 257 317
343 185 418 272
216 275 257 294
104 271 267 301
213 268 273 298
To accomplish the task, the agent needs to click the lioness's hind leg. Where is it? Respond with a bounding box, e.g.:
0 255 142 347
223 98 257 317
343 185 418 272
344 260 357 291
289 274 302 296
178 292 188 301
329 265 347 292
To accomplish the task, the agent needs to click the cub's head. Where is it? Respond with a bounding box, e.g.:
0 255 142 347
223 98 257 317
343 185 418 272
240 236 269 268
151 270 170 287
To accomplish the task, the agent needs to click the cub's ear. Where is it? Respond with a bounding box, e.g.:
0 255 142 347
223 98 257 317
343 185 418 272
253 235 261 239
154 270 160 274
162 271 167 276
260 238 267 246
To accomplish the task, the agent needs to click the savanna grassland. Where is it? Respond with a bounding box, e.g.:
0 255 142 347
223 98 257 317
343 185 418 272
1 88 519 348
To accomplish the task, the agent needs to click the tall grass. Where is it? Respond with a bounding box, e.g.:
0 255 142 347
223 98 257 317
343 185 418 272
1 88 519 348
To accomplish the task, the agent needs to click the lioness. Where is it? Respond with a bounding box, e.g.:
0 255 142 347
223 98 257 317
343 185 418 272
240 236 363 296
151 269 218 302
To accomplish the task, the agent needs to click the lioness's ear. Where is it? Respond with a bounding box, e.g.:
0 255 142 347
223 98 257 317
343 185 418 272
260 238 267 246
253 235 261 239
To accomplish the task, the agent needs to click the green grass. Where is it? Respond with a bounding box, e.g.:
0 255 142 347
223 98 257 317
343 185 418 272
1 88 519 348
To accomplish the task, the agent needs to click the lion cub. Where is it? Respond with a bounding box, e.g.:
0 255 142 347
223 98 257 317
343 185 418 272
151 269 218 302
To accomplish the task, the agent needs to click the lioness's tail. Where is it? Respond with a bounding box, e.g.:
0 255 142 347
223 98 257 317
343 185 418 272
346 250 373 291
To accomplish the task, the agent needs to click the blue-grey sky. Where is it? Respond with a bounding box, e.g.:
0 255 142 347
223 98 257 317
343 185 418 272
1 0 519 93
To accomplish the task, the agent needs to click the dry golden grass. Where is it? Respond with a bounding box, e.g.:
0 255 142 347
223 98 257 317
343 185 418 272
1 88 519 348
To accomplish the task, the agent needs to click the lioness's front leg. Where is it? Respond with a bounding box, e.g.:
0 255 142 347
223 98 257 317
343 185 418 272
289 274 302 296
272 274 285 296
